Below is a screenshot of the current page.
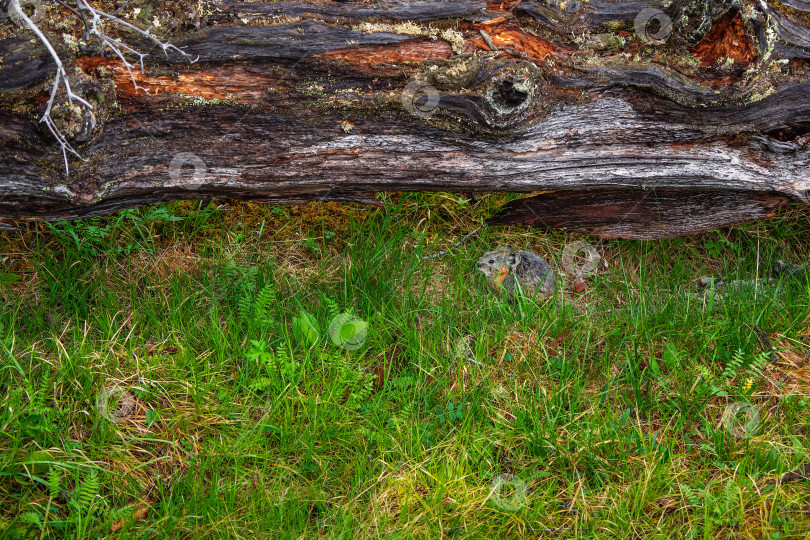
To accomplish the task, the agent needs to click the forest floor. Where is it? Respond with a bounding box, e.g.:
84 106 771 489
1 193 809 539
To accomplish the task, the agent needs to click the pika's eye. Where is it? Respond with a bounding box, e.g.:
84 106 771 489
489 259 494 264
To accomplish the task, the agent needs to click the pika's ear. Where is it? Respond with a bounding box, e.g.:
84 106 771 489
507 252 521 267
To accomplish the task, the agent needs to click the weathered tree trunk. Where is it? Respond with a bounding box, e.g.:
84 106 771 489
0 0 808 238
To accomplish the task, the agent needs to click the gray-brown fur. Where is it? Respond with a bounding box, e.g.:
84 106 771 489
476 246 555 299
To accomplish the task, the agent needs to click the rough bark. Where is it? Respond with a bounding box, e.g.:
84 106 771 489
0 0 809 238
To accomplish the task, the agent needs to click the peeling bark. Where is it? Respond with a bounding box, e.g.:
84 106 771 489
0 0 809 237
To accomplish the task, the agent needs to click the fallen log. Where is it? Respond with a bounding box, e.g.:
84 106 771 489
0 0 808 238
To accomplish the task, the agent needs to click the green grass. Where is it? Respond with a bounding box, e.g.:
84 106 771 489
1 194 809 539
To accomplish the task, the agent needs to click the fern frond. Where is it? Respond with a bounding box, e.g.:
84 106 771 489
721 349 745 380
722 479 735 508
21 511 43 526
680 484 702 508
73 470 100 514
32 367 52 410
48 467 62 500
243 267 259 293
254 284 276 324
324 297 341 322
348 372 375 408
237 294 252 324
747 351 769 378
261 351 278 373
401 401 414 420
275 345 290 366
104 504 135 527
250 377 274 391
696 365 716 385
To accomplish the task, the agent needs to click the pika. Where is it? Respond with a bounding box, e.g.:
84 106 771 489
476 246 555 299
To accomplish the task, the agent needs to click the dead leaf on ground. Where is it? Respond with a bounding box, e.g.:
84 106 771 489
657 498 679 514
547 330 572 356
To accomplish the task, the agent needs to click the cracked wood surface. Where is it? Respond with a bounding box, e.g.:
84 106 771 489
0 0 809 237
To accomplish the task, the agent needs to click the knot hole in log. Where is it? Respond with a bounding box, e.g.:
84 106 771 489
482 62 539 128
41 77 114 147
425 56 543 130
49 102 96 143
489 74 531 111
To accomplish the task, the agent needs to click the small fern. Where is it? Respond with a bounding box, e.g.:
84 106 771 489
21 511 43 526
32 367 52 410
401 400 414 420
247 340 278 391
271 344 297 382
243 266 259 293
237 294 253 324
253 284 277 325
250 376 275 392
720 349 745 380
696 365 716 386
324 296 341 322
48 467 62 501
747 351 769 379
720 479 735 511
70 470 100 515
696 364 724 396
274 344 290 366
680 484 702 508
699 348 770 397
329 353 373 409
104 504 134 527
20 367 65 443
231 265 277 326
247 342 299 391
678 480 742 527
347 371 375 409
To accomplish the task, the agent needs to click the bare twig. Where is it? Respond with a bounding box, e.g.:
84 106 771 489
53 0 81 20
10 0 92 173
422 225 485 261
